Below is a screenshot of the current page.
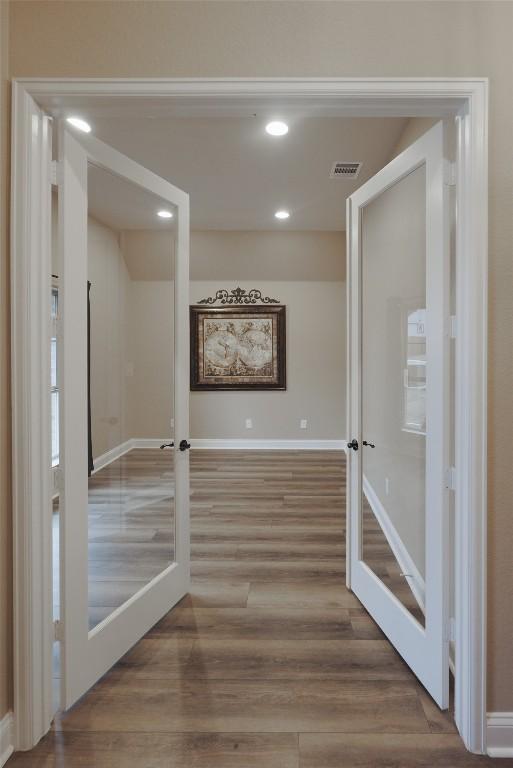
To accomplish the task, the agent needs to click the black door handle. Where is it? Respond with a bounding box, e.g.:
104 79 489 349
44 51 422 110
363 440 375 448
160 442 174 449
179 439 191 452
347 439 359 451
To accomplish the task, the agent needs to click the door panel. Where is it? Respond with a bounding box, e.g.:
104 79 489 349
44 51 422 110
360 165 427 627
348 122 449 708
86 164 178 630
58 127 190 708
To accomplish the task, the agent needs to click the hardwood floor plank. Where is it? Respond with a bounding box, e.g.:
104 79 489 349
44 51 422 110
105 638 194 680
247 581 358 610
55 679 431 734
298 733 503 767
8 732 299 768
237 541 344 560
149 606 354 640
417 688 458 734
184 638 413 680
191 560 345 582
349 612 386 640
185 581 250 608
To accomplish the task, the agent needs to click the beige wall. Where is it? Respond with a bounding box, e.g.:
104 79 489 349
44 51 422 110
191 280 345 440
189 232 346 443
127 280 174 440
87 228 345 448
190 231 345 282
391 118 439 159
120 229 346 441
2 0 513 712
0 0 11 720
123 279 346 442
88 218 131 460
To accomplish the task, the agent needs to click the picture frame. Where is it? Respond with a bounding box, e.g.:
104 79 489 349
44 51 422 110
190 304 286 391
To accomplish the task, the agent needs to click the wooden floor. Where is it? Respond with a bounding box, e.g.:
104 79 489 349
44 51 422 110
11 450 503 767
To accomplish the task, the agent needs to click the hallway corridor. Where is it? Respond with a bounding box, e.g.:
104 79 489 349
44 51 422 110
10 451 503 766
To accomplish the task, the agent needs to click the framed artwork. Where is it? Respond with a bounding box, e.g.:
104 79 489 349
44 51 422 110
190 291 286 391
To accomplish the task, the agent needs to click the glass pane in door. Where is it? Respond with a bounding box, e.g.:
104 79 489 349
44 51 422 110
360 164 427 627
86 163 176 630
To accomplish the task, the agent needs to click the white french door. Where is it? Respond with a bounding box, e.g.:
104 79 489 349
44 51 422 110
347 122 450 707
58 125 190 709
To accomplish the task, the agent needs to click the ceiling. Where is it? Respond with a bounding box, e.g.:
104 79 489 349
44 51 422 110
81 114 408 231
88 164 176 232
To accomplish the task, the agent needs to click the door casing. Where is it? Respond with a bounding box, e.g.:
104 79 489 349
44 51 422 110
11 77 488 754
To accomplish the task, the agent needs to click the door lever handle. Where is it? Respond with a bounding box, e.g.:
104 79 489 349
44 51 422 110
363 440 375 448
160 442 174 449
179 439 191 452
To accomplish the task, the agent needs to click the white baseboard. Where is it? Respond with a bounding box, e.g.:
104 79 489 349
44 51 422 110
362 474 425 612
92 438 134 473
133 438 171 449
57 436 343 502
92 438 346 473
0 712 13 768
487 712 513 757
92 438 172 472
190 439 347 450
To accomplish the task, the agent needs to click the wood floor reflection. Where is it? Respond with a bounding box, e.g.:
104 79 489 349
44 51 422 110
53 448 176 630
14 450 501 767
361 496 425 625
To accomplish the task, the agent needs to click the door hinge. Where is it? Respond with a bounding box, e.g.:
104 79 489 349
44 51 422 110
50 160 62 187
54 619 63 641
449 315 457 339
444 160 457 187
445 466 456 491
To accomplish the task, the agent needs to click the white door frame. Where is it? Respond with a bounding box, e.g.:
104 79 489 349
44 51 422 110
11 77 488 754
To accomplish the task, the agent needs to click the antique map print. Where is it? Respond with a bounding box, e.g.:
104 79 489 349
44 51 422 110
203 317 275 379
190 303 286 390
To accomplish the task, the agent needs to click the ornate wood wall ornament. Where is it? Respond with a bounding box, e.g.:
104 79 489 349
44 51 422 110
197 287 280 306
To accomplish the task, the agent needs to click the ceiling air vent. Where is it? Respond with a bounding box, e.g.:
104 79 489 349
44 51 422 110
329 162 362 180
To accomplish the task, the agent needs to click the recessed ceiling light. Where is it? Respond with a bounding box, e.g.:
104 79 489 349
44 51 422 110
274 210 290 220
266 121 289 137
157 210 173 219
66 116 92 133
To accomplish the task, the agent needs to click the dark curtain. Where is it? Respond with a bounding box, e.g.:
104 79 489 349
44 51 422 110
87 281 94 476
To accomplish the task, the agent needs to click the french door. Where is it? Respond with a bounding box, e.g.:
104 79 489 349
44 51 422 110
57 125 190 708
347 122 450 707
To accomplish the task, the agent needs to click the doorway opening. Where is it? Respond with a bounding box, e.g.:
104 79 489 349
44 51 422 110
11 78 488 758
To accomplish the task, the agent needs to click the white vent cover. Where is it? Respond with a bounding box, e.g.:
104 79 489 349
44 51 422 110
330 162 362 180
